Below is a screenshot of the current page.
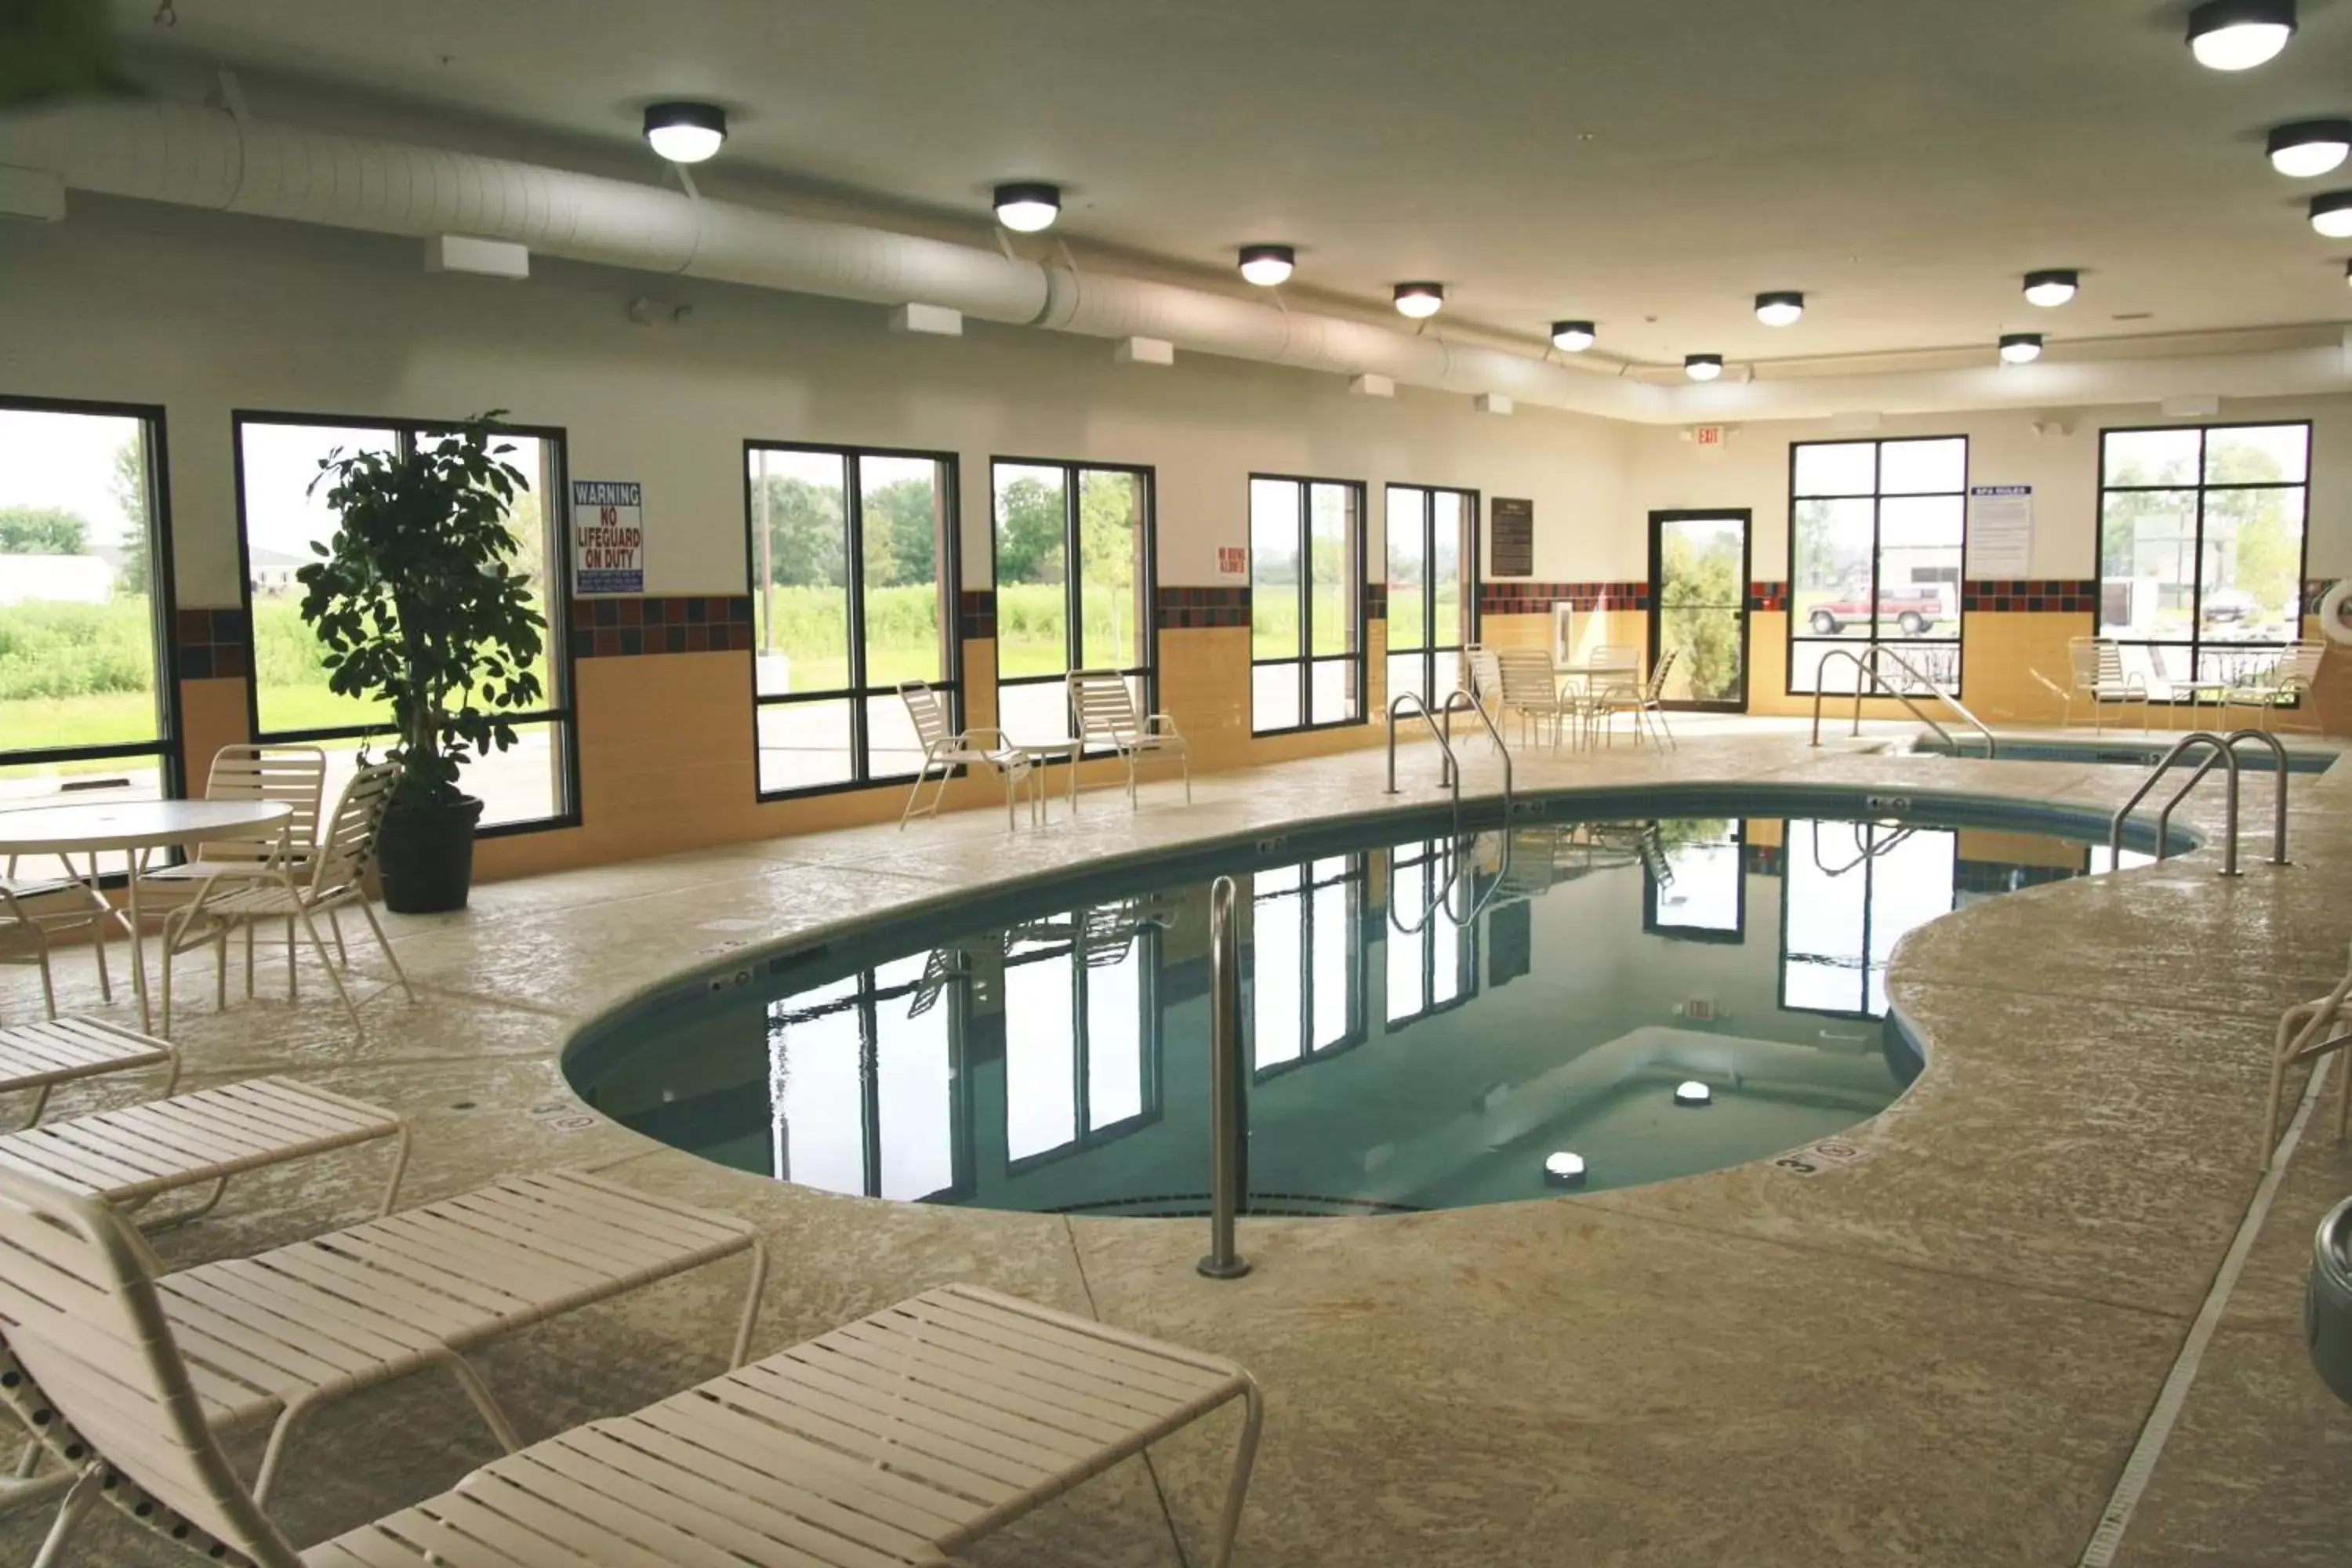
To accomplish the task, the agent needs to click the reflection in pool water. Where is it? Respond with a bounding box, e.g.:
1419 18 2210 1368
573 814 2146 1215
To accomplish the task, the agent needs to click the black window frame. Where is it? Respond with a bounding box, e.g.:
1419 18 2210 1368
997 913 1165 1175
985 456 1158 757
229 408 579 839
0 394 185 826
1247 853 1369 1081
1641 818 1748 945
1777 819 1957 1022
1380 838 1481 1029
2092 419 2314 694
1249 473 1368 736
742 440 964 802
1785 435 1970 699
1381 481 1482 710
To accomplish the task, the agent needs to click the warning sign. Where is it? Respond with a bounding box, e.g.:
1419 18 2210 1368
1216 545 1248 580
572 479 644 595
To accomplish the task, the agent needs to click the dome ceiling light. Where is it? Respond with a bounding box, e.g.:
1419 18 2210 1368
1238 245 1294 286
992 182 1062 233
2023 269 2079 307
1393 281 1446 318
2268 120 2352 179
1551 320 1596 351
2309 191 2352 238
641 102 727 164
1754 291 1805 326
1999 332 2044 364
1684 353 1723 382
2186 0 2296 70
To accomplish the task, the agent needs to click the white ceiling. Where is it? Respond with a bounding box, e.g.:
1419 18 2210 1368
116 0 2352 366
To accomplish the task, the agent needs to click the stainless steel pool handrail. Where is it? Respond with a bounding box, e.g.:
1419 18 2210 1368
1385 691 1461 800
1806 645 1997 757
1197 875 1250 1280
1389 828 1517 938
1861 644 1998 759
2110 732 2241 877
1809 648 1955 753
2229 728 2292 866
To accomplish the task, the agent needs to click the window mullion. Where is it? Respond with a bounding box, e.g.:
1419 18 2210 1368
1065 465 1084 673
844 456 872 781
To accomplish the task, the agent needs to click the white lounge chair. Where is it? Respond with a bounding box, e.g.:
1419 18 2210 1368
159 762 416 1036
0 1171 1265 1568
0 1166 765 1527
896 679 1036 829
0 1075 408 1227
1070 668 1190 807
0 1014 178 1127
136 745 327 907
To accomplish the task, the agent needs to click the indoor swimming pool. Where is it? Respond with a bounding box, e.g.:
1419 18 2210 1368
568 793 2161 1216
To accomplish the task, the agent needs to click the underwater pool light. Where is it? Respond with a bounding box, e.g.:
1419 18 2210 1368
1543 1151 1588 1186
1674 1080 1713 1107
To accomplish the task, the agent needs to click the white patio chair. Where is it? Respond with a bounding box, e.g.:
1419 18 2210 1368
0 861 126 1021
0 1171 1265 1568
158 761 416 1036
1592 648 1679 750
0 1014 177 1127
0 1166 764 1530
897 679 1036 829
2062 637 2148 731
137 745 328 905
1494 647 1575 750
0 1074 408 1229
1071 667 1191 807
2221 639 2328 732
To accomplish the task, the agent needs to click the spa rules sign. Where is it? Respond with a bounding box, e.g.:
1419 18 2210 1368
572 480 645 595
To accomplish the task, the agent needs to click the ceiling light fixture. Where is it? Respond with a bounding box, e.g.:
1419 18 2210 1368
1551 319 1597 352
1999 332 2044 364
1238 244 1294 286
2186 0 2296 71
992 182 1061 233
1754 291 1804 326
641 102 727 164
1393 281 1445 318
1684 353 1723 382
1673 1080 1713 1107
2310 191 2352 238
2023 269 2079 307
2268 120 2352 178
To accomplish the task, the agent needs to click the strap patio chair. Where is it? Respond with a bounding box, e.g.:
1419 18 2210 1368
2061 637 2149 731
0 1074 408 1229
0 1014 177 1128
0 1167 1265 1568
1070 668 1191 807
896 679 1036 829
2221 639 2328 732
0 860 129 1021
1493 647 1575 750
0 1166 764 1531
137 745 328 908
1592 648 1679 750
158 761 416 1036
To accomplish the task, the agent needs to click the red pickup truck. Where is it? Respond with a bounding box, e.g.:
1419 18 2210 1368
1807 589 1947 636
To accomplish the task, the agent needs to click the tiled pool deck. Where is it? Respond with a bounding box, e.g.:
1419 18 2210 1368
4 718 2349 1566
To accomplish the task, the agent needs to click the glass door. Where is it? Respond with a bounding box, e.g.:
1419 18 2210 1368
1649 509 1751 710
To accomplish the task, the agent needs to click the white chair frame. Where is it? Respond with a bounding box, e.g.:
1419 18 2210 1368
896 679 1037 829
1069 668 1191 807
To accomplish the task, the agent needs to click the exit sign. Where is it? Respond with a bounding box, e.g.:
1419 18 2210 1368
1690 424 1726 447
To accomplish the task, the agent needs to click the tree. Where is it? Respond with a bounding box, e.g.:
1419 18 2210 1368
0 505 89 554
110 437 149 595
1659 530 1743 702
995 476 1065 586
753 475 849 590
861 477 939 588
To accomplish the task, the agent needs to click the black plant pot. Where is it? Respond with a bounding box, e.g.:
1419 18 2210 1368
377 794 485 914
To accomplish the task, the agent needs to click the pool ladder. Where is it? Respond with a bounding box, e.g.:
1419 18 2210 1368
2107 729 2290 876
1809 644 1998 758
1199 875 1249 1279
1385 690 1516 934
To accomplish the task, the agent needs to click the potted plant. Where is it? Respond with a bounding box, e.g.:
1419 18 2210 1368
299 413 546 913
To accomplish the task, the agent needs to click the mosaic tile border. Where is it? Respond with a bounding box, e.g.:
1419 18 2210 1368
1748 581 1788 612
958 589 996 642
1364 583 1389 620
1960 579 2097 613
1476 581 1652 615
1156 585 1250 630
173 607 249 680
572 594 752 657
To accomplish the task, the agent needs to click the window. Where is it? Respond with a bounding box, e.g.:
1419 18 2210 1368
1642 819 1745 942
1780 820 1955 1018
766 952 968 1201
1250 856 1365 1075
989 459 1154 748
1788 437 1967 695
1383 839 1478 1026
233 414 574 833
2096 423 2310 693
1250 475 1365 733
746 443 959 796
1001 906 1159 1167
1384 485 1478 712
0 397 176 848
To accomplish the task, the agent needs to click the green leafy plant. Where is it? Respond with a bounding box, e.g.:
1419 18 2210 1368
298 414 544 809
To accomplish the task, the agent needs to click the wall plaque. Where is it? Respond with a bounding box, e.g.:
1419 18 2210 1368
1490 496 1534 578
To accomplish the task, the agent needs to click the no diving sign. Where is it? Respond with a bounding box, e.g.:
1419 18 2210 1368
572 479 644 595
1773 1137 1868 1177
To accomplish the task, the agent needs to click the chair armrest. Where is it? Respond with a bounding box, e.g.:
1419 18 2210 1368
961 726 1012 746
1145 712 1185 739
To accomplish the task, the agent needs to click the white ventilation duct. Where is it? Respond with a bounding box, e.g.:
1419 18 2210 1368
0 101 2342 422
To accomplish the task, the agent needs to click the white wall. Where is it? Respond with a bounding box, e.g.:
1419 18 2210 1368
0 196 1639 607
1628 398 2352 583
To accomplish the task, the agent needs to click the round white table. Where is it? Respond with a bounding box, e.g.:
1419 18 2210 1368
0 799 294 1033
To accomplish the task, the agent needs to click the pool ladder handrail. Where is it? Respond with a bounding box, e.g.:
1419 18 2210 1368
1808 645 1997 758
1198 874 1249 1280
1388 829 1517 938
1385 689 1515 935
2107 729 2290 876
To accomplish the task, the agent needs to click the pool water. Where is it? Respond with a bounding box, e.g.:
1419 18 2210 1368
569 804 2147 1216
